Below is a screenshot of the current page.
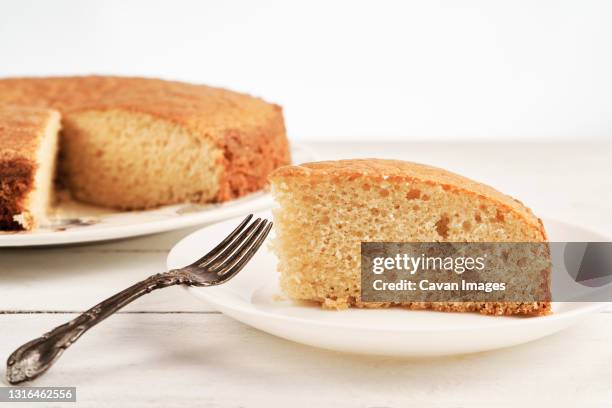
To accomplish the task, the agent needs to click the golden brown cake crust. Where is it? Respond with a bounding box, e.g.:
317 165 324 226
0 106 58 230
0 76 291 202
0 105 57 159
270 159 547 241
217 108 290 200
0 156 35 230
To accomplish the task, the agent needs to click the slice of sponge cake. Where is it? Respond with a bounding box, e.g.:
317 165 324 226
0 106 61 230
269 159 550 316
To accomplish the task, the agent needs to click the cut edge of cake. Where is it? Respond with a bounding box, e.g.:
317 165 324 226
0 106 61 231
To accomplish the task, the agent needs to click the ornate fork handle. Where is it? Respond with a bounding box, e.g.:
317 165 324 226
6 215 272 385
6 269 194 384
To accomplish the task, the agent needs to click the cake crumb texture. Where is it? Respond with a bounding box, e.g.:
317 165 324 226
270 159 551 316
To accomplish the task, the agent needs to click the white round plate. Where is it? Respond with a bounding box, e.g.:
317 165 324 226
168 210 609 357
0 145 315 247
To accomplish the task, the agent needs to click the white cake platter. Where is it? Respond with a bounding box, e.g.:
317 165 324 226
170 211 609 357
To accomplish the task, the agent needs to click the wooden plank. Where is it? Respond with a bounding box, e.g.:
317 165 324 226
1 312 611 407
0 249 214 312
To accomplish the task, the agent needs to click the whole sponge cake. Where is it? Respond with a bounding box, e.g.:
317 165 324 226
270 159 550 316
0 76 290 210
0 106 61 230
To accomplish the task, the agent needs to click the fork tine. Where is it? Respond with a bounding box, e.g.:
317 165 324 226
209 219 268 274
214 221 273 280
189 214 253 268
199 218 263 269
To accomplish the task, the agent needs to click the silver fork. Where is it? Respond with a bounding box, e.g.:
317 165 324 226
6 214 272 385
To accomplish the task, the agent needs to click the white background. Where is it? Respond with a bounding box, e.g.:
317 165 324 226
1 0 611 141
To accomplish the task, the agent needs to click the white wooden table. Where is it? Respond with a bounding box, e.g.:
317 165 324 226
1 142 611 407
